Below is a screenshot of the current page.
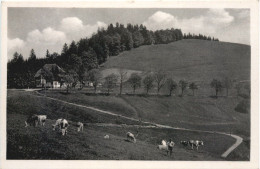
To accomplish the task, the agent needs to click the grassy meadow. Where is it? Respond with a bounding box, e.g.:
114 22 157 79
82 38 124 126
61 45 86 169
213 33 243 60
7 89 249 160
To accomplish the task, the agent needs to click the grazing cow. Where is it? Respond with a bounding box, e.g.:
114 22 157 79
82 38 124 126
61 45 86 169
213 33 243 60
126 132 137 143
25 115 39 127
158 140 168 150
180 140 189 147
37 115 47 126
52 119 63 131
188 140 204 151
76 122 84 132
158 139 175 156
167 139 175 156
52 118 69 136
104 135 109 139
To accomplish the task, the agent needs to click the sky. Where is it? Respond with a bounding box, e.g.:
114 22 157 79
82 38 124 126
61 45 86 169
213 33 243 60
7 8 250 60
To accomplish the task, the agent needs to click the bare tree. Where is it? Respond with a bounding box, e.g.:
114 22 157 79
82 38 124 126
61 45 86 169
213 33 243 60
104 73 118 95
143 74 154 94
166 78 177 96
179 80 188 96
128 73 142 94
189 82 198 96
210 79 223 97
224 77 233 96
154 70 167 95
119 69 127 95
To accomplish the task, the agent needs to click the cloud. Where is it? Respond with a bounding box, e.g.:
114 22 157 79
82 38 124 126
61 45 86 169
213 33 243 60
27 27 67 45
206 9 234 25
237 9 250 19
60 17 107 41
143 9 234 35
143 11 178 31
8 38 25 51
60 17 84 33
8 17 107 59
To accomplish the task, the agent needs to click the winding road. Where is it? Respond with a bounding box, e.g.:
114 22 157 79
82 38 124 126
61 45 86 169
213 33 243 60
31 90 243 158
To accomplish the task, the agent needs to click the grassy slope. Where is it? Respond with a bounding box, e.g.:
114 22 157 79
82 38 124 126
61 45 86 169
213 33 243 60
40 90 250 137
37 90 249 160
103 39 250 82
8 90 236 160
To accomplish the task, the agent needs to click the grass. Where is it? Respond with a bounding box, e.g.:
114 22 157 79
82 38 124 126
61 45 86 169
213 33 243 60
7 90 241 160
103 39 250 82
39 90 250 137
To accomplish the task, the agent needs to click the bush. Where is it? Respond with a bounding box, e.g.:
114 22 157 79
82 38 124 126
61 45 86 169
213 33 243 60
234 99 250 114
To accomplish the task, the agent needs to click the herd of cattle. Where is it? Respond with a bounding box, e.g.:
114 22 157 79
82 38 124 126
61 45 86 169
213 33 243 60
25 114 204 156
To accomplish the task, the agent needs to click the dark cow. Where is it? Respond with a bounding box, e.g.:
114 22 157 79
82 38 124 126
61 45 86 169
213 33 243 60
180 140 189 147
25 115 39 127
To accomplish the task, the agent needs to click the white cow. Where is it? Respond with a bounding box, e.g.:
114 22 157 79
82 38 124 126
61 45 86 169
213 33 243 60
126 132 137 143
52 118 69 136
104 135 109 139
37 115 47 126
189 140 204 151
158 140 168 150
158 139 175 156
76 122 84 132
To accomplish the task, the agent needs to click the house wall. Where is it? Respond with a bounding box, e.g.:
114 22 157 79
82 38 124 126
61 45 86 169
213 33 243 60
53 81 60 88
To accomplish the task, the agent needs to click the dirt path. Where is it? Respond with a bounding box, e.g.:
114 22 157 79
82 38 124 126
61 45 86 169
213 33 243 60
32 91 243 158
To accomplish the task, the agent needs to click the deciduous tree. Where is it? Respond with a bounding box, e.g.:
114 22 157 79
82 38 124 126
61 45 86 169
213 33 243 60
143 74 154 94
210 79 222 97
119 69 127 95
104 73 118 95
179 80 188 96
128 73 142 94
166 78 177 96
154 70 167 95
85 69 102 93
189 82 198 96
224 77 233 96
64 74 74 93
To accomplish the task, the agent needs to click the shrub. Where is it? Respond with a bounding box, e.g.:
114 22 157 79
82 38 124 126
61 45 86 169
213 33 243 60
234 99 250 114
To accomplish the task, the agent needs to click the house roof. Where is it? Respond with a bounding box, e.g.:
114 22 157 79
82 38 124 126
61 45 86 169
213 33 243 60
35 64 65 79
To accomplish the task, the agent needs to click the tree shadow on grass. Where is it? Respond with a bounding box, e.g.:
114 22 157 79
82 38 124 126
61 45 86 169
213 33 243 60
84 93 110 96
59 92 71 95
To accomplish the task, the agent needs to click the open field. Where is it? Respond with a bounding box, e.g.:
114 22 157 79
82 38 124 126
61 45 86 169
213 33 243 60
7 90 249 160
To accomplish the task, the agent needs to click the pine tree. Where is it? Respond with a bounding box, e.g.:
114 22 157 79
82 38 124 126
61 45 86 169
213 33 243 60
46 49 50 58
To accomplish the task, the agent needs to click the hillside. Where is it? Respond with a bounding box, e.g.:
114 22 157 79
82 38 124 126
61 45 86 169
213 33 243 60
103 39 250 83
7 90 237 160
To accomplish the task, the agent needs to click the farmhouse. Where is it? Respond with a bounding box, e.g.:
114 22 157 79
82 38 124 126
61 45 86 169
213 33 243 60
34 64 66 88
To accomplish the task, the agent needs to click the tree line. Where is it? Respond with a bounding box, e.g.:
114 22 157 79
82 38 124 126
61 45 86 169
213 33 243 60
183 33 219 41
79 69 250 98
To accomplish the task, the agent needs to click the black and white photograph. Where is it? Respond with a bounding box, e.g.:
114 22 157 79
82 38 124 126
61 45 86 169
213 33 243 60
0 1 259 169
